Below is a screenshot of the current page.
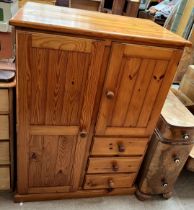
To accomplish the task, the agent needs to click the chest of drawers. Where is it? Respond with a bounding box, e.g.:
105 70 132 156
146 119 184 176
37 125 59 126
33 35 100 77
137 91 194 200
9 2 190 202
0 63 16 191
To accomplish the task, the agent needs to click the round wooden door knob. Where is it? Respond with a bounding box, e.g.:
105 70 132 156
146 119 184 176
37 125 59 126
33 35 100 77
112 161 119 172
107 179 114 192
183 133 190 140
106 91 115 99
80 130 87 138
162 183 168 188
174 158 180 164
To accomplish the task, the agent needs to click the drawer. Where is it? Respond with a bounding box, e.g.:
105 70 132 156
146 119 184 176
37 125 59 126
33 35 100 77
0 142 10 164
139 132 193 194
0 167 10 190
0 89 9 112
0 32 13 59
84 173 136 190
91 137 148 156
157 117 194 143
0 115 9 140
87 157 142 173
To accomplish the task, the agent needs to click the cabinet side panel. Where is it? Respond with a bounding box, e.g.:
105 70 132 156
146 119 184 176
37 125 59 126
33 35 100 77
16 31 31 194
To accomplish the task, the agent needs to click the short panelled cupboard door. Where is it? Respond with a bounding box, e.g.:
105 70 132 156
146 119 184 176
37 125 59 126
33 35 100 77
16 31 107 194
96 43 182 136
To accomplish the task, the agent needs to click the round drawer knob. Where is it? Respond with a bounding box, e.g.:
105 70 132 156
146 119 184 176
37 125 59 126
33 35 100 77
112 161 119 172
162 183 168 188
183 133 190 140
107 179 114 192
80 130 87 138
118 143 125 153
106 91 115 99
174 158 180 164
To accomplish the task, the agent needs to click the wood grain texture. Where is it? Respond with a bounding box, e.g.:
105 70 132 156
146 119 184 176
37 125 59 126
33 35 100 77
123 44 173 59
138 132 193 195
87 157 142 173
0 115 9 140
14 187 136 202
125 0 140 17
0 89 9 113
95 43 125 134
8 88 15 191
161 91 194 127
157 119 194 142
16 32 32 194
146 50 183 135
28 135 77 190
0 142 10 165
9 2 191 48
70 40 107 191
112 0 125 15
32 33 93 52
78 45 112 189
96 43 175 136
0 32 13 59
30 126 79 135
71 0 101 11
91 137 148 156
110 58 141 127
84 173 136 189
16 30 107 194
124 59 156 127
28 186 71 194
0 167 10 190
13 3 187 199
137 60 169 127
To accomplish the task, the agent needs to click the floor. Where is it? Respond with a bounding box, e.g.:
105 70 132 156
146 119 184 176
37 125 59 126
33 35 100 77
0 170 194 210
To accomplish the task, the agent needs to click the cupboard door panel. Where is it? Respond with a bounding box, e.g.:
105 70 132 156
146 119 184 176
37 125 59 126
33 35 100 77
29 135 76 189
30 49 89 126
16 31 107 193
96 43 182 136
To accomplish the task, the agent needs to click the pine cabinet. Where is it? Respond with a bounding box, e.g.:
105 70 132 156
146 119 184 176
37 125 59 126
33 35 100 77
10 2 190 202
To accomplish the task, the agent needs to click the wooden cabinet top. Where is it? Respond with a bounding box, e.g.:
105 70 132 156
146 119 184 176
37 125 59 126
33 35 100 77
10 2 190 48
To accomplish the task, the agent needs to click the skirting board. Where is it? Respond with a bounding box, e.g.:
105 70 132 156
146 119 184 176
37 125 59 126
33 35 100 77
14 187 136 202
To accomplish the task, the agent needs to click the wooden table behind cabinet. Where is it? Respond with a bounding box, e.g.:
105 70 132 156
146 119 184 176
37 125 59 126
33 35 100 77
10 2 190 202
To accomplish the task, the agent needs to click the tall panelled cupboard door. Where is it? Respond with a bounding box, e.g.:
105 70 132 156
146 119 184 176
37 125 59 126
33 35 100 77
16 31 107 194
96 43 182 136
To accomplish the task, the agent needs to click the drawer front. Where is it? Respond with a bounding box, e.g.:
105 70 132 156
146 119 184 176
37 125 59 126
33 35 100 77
157 118 194 143
0 33 13 58
84 173 136 190
91 137 148 156
140 133 193 194
87 157 142 173
0 142 10 164
0 89 9 112
0 115 9 140
0 167 10 190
